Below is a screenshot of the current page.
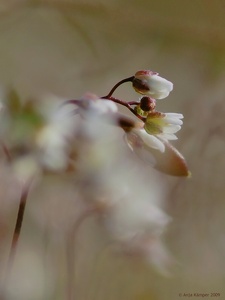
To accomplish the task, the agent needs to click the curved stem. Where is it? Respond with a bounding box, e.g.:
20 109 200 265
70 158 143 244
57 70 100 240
102 76 134 98
101 96 146 122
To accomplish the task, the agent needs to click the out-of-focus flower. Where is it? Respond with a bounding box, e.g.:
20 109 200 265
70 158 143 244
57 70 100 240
35 97 76 171
85 98 118 115
98 161 172 274
133 70 173 99
77 93 118 118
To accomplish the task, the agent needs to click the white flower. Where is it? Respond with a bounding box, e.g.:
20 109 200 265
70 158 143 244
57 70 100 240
144 112 183 141
126 112 183 154
133 70 173 99
35 97 76 171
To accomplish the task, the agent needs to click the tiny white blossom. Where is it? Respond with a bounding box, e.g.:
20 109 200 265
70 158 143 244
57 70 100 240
144 111 183 141
133 70 173 99
125 112 183 154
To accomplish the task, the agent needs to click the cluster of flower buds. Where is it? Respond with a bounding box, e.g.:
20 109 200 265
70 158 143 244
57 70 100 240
69 70 189 177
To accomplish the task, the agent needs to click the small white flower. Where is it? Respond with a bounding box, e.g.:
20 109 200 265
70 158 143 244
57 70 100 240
126 112 183 154
133 70 173 99
144 112 183 141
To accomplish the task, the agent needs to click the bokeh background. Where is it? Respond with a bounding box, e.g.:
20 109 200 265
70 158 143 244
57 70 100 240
0 1 225 299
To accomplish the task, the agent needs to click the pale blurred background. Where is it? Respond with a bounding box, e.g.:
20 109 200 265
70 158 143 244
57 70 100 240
0 1 225 299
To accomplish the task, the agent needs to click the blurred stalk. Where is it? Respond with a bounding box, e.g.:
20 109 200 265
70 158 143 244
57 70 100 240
3 179 33 289
66 206 97 300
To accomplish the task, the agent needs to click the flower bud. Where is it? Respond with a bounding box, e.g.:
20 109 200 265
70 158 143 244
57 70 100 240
133 70 173 99
140 96 156 112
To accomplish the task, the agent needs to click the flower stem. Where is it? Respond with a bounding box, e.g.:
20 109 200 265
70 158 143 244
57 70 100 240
101 95 146 122
103 76 134 98
4 179 33 285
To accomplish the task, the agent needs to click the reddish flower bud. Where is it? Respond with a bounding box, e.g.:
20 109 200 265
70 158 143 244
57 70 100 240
140 96 156 112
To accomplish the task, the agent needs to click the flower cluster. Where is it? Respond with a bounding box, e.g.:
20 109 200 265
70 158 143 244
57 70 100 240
99 70 189 176
0 70 189 285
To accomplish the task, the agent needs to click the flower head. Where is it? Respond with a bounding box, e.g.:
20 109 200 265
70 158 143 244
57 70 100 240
144 112 183 141
133 70 173 99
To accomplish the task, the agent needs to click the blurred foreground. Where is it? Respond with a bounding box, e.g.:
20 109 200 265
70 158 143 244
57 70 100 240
0 1 225 300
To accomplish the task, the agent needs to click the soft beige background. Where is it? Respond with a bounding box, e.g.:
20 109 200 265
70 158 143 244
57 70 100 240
0 1 225 299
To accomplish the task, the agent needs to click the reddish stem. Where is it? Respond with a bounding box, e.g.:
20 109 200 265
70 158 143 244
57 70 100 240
102 76 134 98
101 96 146 122
4 179 33 286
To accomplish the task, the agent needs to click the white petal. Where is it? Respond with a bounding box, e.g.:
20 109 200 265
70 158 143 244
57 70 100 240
148 75 173 91
147 90 170 100
163 116 183 125
165 113 184 119
136 129 165 152
147 75 173 99
158 133 178 140
163 124 181 134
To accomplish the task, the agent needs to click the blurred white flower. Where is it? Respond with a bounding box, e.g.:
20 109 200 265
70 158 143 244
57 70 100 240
87 98 118 115
98 161 172 273
12 155 40 184
78 94 118 117
104 194 170 242
35 97 76 171
133 70 173 99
